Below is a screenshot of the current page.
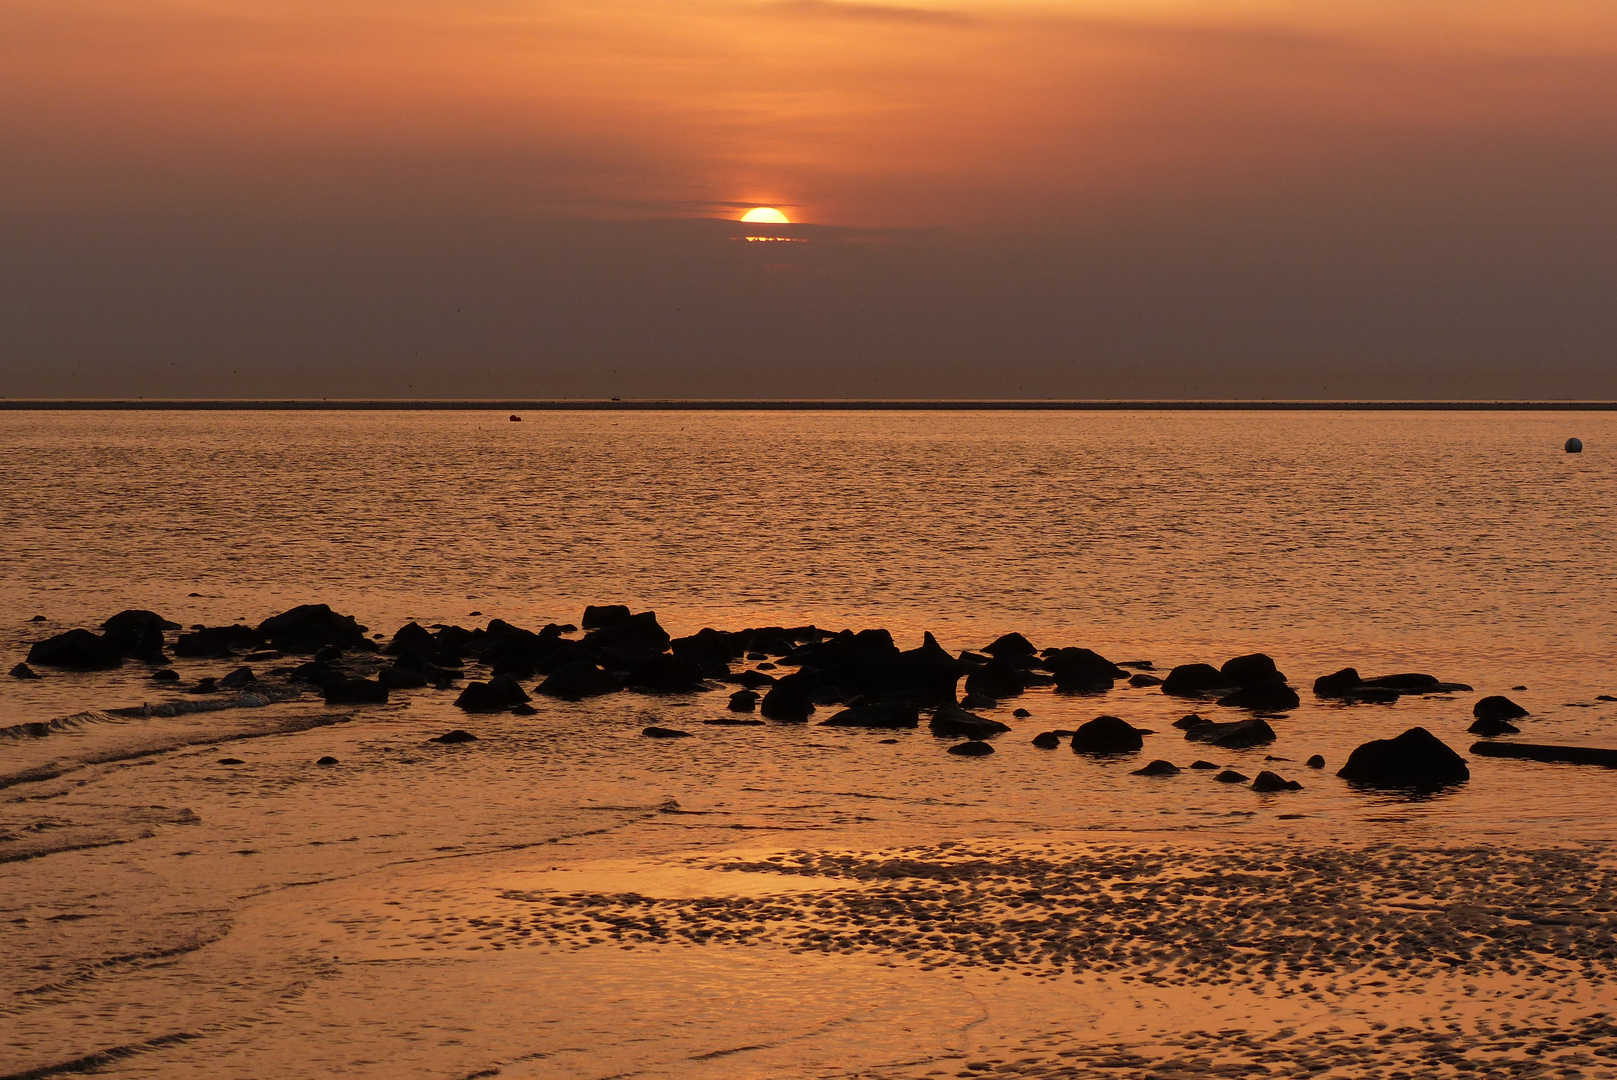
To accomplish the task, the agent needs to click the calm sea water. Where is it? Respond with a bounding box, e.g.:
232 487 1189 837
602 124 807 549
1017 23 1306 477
2 409 1615 1079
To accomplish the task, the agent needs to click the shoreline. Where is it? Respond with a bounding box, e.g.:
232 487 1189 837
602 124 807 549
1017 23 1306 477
2 399 1617 411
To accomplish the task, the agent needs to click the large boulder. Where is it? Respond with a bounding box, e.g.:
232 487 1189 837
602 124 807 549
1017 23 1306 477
100 609 178 662
536 661 622 701
820 703 920 729
982 632 1037 659
728 689 759 713
963 659 1025 699
1046 647 1126 693
1070 715 1144 754
930 705 1010 740
1181 717 1277 749
1217 682 1300 711
1313 667 1363 697
258 604 369 653
26 628 124 670
582 604 631 629
1161 663 1235 697
626 654 707 694
1338 727 1469 788
1220 653 1285 687
172 624 266 658
760 672 815 721
1474 695 1528 721
455 675 531 712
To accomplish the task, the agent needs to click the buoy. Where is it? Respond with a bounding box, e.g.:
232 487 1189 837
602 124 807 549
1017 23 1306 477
1566 437 1583 453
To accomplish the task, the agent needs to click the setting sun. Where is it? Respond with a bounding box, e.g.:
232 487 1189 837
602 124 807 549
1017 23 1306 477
740 207 789 224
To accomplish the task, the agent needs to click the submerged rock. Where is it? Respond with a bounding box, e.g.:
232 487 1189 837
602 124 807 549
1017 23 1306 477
1133 759 1181 776
958 693 997 711
1070 715 1143 754
432 730 478 744
821 703 920 729
1338 727 1469 788
728 689 760 713
1251 770 1302 792
1189 760 1218 770
316 756 339 766
1306 754 1326 769
705 716 765 726
947 740 995 757
151 668 179 682
642 726 692 738
1214 770 1249 783
1012 708 1031 718
218 666 256 690
378 666 429 690
1217 682 1300 711
626 654 707 694
1468 715 1521 736
1128 673 1164 687
1181 717 1278 749
9 663 39 680
930 705 1010 740
1031 731 1062 749
537 661 622 701
1469 741 1617 768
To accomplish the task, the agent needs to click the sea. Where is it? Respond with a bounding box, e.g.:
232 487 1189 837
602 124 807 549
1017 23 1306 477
2 409 1615 1079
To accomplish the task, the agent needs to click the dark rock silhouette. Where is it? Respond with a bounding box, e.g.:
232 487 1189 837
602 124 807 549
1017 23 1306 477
218 666 256 690
1012 708 1031 718
1217 682 1300 711
100 609 178 662
761 673 815 721
1474 695 1529 721
983 632 1037 658
1173 713 1208 730
316 756 339 766
1128 673 1164 687
582 604 632 629
1133 759 1180 776
731 669 776 689
1313 667 1363 697
959 693 996 711
1181 717 1277 749
258 604 370 654
728 689 759 713
173 625 266 659
1315 668 1471 699
537 661 622 701
189 678 218 694
323 678 388 705
432 730 477 744
218 758 245 765
313 645 344 663
947 740 995 756
1031 731 1061 749
1189 760 1218 770
1252 770 1302 792
29 615 45 622
1161 663 1236 697
9 663 39 679
378 666 429 690
626 654 707 694
152 668 179 682
642 726 692 738
963 659 1025 699
455 675 531 712
26 628 124 670
705 716 765 726
1214 770 1248 783
1046 647 1127 693
1220 653 1285 687
1070 716 1143 754
821 703 920 729
1338 727 1469 788
512 703 537 716
1470 742 1617 768
1468 716 1520 736
930 705 1010 740
1306 754 1325 769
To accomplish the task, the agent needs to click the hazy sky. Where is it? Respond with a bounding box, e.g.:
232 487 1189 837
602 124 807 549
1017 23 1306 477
4 0 1616 398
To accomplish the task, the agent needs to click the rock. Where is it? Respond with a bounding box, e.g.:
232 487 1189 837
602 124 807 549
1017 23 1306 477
983 632 1037 658
456 675 531 712
316 756 339 766
323 678 388 705
705 716 765 726
760 673 815 721
378 666 429 690
1469 742 1617 768
512 703 537 716
151 668 179 682
1598 694 1616 702
258 604 369 653
173 625 266 659
537 661 622 701
29 614 45 622
582 604 632 629
1189 760 1218 770
1012 708 1031 718
1313 667 1363 697
1046 647 1126 693
218 757 245 765
1338 727 1469 788
930 705 1010 740
1468 716 1520 736
1306 754 1325 769
1220 653 1285 687
1217 682 1300 711
732 669 776 689
431 730 477 744
728 689 759 713
218 666 256 690
1567 437 1583 453
1183 717 1277 749
9 663 39 679
100 609 178 662
1070 715 1143 754
190 677 218 694
1474 695 1528 721
313 645 344 663
821 703 920 729
1172 713 1208 730
1214 770 1248 783
1133 759 1180 776
1128 673 1164 687
1341 686 1401 704
947 740 995 756
26 628 124 670
959 693 997 711
1161 663 1235 697
1031 731 1061 749
509 414 522 421
626 654 707 694
964 659 1025 699
1251 770 1302 792
642 726 692 738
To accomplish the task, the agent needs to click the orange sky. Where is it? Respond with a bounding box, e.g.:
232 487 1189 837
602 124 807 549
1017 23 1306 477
5 0 1616 229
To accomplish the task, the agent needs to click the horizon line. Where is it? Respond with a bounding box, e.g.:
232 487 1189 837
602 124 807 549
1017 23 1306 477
2 399 1616 411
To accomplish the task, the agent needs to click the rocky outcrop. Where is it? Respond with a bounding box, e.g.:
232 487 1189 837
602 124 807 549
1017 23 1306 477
258 604 371 654
1474 695 1529 722
1070 715 1143 754
1338 727 1469 788
26 628 124 670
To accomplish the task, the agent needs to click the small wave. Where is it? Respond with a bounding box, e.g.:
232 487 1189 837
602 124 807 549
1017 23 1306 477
107 688 302 719
0 712 124 741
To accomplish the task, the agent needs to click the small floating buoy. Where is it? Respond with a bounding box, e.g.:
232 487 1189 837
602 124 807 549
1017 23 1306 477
509 414 522 422
1566 437 1583 453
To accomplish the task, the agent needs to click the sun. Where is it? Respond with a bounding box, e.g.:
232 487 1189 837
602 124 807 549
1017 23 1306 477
740 207 790 224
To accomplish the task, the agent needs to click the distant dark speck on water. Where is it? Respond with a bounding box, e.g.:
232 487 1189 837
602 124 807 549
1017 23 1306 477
509 415 522 422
